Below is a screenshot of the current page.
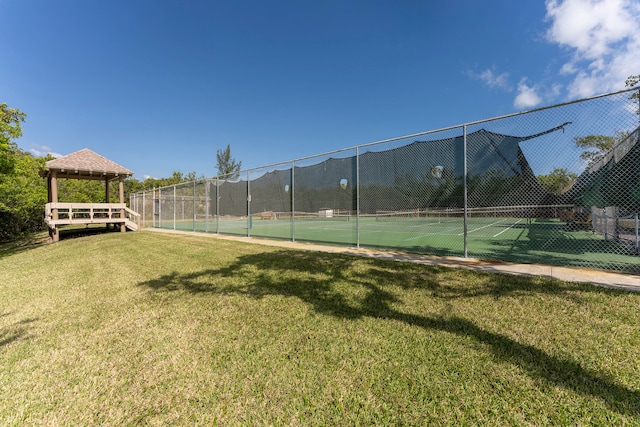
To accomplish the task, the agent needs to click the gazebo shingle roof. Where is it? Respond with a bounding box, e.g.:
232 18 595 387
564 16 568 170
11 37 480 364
41 148 133 180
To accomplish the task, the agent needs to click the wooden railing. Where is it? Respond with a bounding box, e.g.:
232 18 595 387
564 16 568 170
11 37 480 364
124 206 141 230
45 203 140 230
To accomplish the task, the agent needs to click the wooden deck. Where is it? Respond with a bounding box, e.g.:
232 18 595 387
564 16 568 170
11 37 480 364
45 203 140 231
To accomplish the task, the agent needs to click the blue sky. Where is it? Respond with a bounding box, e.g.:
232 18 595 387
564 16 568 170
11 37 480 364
2 0 639 180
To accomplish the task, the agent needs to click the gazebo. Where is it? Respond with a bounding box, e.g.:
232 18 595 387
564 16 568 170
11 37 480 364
40 148 140 242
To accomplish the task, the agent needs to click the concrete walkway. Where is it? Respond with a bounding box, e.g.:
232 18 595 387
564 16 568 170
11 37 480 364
145 228 640 293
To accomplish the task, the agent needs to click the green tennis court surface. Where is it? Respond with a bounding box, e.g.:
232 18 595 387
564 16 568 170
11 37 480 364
156 212 639 273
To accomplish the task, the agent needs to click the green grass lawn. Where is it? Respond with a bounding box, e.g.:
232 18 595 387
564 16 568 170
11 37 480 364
1 230 639 425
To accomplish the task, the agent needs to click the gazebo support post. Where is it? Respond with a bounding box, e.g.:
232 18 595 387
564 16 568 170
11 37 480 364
50 171 59 242
119 177 126 233
105 176 111 229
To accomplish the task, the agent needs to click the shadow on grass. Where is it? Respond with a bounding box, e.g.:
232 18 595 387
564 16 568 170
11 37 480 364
0 316 37 347
58 225 124 241
0 233 48 259
0 226 124 259
138 250 639 416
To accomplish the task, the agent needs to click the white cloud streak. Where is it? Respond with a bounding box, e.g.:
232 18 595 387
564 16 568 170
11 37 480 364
474 69 511 90
29 145 62 158
545 0 640 98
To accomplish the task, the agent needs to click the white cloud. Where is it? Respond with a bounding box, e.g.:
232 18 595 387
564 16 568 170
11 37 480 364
468 68 511 91
514 79 543 109
476 68 511 90
550 83 563 97
545 0 640 98
29 145 62 158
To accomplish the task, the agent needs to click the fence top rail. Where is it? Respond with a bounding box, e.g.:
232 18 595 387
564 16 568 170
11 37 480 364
134 87 639 193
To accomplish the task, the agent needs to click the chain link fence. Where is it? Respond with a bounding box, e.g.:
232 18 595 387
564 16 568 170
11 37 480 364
131 88 640 273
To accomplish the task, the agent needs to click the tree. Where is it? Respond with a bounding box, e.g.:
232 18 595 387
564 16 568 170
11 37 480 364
216 144 242 178
138 171 203 190
0 149 48 240
0 103 27 175
57 179 106 203
0 103 44 240
573 134 619 166
537 168 578 194
571 75 639 168
625 73 640 115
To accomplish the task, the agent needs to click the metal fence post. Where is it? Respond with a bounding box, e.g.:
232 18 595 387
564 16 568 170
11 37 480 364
205 180 210 233
216 177 220 234
142 191 146 228
173 186 176 230
291 161 295 242
463 125 468 258
247 170 251 238
356 146 360 249
633 214 640 252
